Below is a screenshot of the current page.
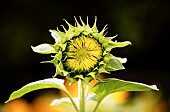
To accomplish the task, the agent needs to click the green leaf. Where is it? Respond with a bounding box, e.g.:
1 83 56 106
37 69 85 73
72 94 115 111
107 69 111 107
91 78 159 103
5 78 68 103
31 43 56 54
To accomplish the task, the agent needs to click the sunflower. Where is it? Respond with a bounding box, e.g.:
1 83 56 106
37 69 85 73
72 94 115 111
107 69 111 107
64 35 103 72
31 17 131 83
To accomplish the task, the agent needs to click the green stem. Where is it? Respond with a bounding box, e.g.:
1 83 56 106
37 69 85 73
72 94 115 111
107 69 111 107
64 91 79 112
93 101 101 112
78 79 85 112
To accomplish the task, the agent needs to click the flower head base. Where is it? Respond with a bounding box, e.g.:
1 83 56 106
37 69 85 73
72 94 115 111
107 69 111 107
31 17 131 83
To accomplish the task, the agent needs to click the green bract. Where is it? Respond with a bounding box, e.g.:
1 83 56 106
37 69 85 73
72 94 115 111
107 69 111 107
31 17 131 83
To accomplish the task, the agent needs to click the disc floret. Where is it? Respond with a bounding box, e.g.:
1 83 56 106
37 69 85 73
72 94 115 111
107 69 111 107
64 35 103 73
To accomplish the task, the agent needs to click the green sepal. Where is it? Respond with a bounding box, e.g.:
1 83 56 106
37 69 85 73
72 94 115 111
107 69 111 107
65 31 75 40
55 65 60 77
87 72 97 80
60 43 67 51
56 51 62 60
103 53 113 62
50 51 62 66
99 25 107 36
91 17 98 33
92 33 103 40
50 56 59 65
73 28 81 37
52 43 60 52
106 34 118 40
98 65 109 74
64 19 75 32
57 30 67 44
82 25 92 35
54 61 64 77
74 74 84 79
83 76 94 85
99 37 110 48
66 74 78 84
54 60 69 77
60 70 69 77
99 61 105 66
105 41 131 51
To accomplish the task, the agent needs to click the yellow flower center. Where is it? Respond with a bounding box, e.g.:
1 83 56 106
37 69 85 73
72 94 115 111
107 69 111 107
65 36 103 72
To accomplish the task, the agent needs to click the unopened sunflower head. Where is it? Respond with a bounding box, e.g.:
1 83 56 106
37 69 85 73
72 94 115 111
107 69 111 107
32 17 131 83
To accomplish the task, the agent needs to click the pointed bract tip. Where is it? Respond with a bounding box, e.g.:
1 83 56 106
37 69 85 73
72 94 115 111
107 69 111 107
100 24 108 34
86 16 89 25
79 16 85 26
63 19 73 28
61 25 67 32
74 16 81 27
93 16 97 26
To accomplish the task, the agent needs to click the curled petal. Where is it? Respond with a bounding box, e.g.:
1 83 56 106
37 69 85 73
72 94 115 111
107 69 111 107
49 30 61 43
31 43 56 54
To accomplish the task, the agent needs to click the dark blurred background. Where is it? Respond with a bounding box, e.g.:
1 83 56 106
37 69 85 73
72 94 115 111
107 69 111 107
0 0 170 109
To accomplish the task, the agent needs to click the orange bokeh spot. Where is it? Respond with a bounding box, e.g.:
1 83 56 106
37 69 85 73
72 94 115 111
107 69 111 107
60 79 78 97
31 94 59 112
2 98 32 112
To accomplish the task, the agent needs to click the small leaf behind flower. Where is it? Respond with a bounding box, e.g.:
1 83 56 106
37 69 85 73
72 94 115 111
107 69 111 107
5 78 67 103
91 78 159 103
105 56 125 71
